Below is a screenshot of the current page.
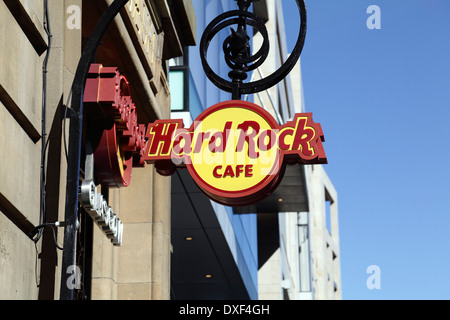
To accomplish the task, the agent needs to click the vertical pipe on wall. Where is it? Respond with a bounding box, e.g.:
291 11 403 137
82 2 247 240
40 0 52 227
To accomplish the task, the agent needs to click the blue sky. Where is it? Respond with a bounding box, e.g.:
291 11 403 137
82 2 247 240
283 0 450 299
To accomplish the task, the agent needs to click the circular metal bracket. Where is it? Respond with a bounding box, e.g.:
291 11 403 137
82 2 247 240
200 0 307 100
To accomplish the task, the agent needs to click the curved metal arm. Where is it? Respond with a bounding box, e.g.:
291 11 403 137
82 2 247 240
60 0 130 300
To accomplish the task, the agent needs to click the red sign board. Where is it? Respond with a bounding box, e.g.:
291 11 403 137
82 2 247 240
144 100 326 206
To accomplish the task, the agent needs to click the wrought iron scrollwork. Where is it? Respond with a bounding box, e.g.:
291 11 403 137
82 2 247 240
200 0 307 100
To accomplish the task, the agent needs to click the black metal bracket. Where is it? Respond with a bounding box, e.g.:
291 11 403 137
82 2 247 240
200 0 307 100
60 0 130 300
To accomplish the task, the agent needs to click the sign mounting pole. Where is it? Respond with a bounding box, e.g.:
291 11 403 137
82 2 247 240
60 0 130 300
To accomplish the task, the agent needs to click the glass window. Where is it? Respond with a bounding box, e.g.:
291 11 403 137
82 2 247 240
169 48 189 112
169 70 185 111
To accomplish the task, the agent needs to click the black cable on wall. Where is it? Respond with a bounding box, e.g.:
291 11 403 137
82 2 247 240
40 0 52 228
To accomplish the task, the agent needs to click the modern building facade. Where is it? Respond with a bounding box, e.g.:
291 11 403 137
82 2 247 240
0 0 340 301
169 0 260 300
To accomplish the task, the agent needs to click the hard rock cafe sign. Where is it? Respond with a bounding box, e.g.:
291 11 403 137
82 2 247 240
85 64 326 207
144 100 326 206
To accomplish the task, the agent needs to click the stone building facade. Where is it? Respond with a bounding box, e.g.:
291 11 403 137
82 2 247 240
0 0 195 300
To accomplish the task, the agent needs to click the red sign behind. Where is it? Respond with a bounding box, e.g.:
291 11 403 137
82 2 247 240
84 64 146 188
